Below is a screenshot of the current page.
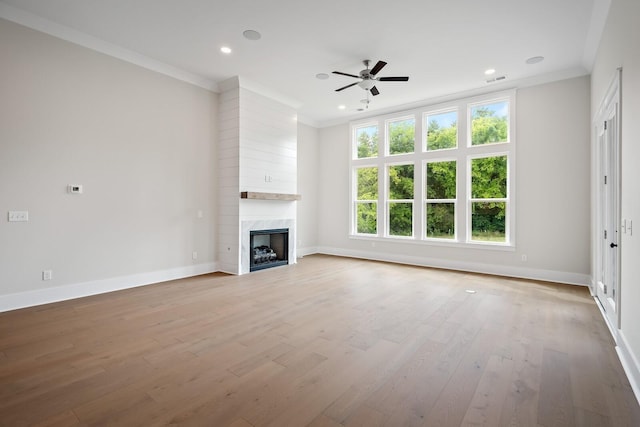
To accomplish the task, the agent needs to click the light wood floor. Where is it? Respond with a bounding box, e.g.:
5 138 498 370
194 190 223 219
1 255 639 426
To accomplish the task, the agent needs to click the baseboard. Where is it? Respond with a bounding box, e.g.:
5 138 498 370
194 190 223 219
0 262 218 313
593 295 619 343
315 246 590 286
617 331 640 406
297 246 319 258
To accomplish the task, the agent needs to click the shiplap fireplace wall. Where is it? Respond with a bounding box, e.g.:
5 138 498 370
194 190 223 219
217 77 298 274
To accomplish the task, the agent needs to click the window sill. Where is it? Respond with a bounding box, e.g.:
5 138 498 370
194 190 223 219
348 234 515 252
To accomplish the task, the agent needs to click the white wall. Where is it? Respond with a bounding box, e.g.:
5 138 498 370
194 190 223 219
317 76 591 285
0 19 217 309
591 0 640 397
217 86 241 274
296 122 320 255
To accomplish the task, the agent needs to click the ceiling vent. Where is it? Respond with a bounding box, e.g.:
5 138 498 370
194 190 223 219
486 75 507 84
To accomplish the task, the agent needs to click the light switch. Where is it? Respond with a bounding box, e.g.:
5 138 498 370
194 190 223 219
8 211 29 222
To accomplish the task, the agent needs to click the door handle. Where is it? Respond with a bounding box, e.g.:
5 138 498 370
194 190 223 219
610 242 618 248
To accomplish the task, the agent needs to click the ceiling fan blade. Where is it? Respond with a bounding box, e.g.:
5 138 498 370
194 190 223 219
370 61 387 76
332 71 360 78
370 86 380 96
335 82 358 92
378 76 409 82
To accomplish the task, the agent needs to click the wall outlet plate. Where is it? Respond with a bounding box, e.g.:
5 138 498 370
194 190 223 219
8 211 29 222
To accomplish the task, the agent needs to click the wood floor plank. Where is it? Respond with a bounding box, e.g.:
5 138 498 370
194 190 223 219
30 410 80 427
460 354 514 426
0 255 638 426
537 348 576 427
343 404 387 426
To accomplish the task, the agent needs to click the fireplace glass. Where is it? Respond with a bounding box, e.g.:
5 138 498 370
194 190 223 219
249 228 289 272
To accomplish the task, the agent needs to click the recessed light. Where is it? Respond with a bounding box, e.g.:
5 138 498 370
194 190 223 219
243 30 262 41
484 68 496 75
338 105 346 110
316 73 329 80
526 56 544 65
220 46 232 54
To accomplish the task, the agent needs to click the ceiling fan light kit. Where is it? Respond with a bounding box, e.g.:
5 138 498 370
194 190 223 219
332 59 409 98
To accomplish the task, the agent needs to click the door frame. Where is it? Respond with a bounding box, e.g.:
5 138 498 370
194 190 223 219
594 68 622 334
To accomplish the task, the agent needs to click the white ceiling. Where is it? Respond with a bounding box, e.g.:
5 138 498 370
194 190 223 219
0 0 608 127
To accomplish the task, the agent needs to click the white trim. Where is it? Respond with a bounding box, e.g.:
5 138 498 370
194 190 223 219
594 294 619 342
617 331 640 406
593 68 622 329
0 3 217 92
316 246 590 286
0 262 218 313
297 246 319 257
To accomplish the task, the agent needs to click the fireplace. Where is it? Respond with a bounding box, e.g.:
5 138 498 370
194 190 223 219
250 228 289 272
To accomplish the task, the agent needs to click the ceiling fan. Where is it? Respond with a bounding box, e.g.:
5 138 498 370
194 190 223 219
333 60 409 96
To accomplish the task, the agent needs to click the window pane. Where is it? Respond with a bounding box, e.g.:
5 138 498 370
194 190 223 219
471 202 506 242
357 167 378 200
426 203 455 239
389 118 415 155
356 202 377 234
471 101 508 145
471 156 507 199
426 111 457 151
389 202 413 236
355 125 378 158
426 160 456 199
389 164 414 200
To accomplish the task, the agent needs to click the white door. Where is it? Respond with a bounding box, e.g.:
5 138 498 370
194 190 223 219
596 71 621 331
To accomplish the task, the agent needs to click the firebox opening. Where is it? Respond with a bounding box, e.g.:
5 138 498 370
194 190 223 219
250 228 289 272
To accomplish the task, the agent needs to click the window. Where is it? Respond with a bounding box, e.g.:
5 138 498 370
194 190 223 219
388 117 415 155
470 155 508 242
355 167 378 234
350 90 515 247
355 124 378 159
470 101 509 146
426 110 457 151
387 164 414 237
426 160 456 239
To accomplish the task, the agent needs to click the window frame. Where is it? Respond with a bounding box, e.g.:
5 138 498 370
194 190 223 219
386 115 416 156
349 89 516 250
424 108 459 152
353 165 379 236
467 152 510 245
424 158 458 241
386 161 415 238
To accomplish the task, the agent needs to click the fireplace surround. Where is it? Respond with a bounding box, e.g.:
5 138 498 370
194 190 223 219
240 219 296 274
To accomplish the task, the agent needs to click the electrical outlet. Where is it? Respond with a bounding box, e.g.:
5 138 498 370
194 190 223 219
521 254 527 262
8 211 29 222
42 270 52 281
192 251 198 260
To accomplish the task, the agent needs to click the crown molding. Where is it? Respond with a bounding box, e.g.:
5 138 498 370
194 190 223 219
0 3 218 92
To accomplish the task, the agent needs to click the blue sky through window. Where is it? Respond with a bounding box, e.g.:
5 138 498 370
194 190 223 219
472 101 508 118
427 110 457 129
